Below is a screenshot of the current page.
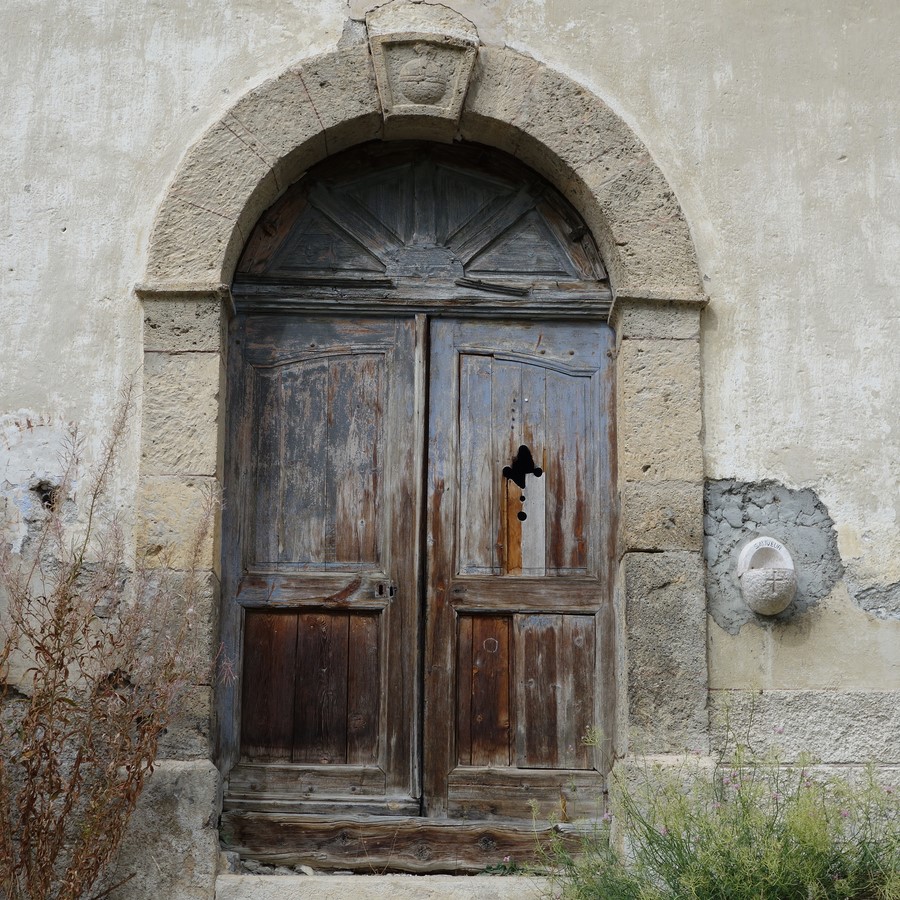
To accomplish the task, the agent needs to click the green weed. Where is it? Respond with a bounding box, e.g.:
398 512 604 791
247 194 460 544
547 748 899 900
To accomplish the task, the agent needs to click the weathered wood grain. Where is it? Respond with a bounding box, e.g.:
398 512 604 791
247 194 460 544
326 354 382 564
293 612 350 764
347 613 380 764
280 361 327 563
220 812 584 873
447 767 605 821
469 615 512 766
227 763 386 799
458 354 494 574
514 614 595 770
241 611 298 761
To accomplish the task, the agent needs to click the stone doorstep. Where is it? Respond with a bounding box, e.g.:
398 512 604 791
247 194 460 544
215 874 549 899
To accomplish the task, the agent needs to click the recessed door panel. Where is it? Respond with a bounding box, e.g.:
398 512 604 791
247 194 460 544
249 352 384 570
426 319 614 820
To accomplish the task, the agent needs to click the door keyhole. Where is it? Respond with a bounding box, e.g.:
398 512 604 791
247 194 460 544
502 444 543 520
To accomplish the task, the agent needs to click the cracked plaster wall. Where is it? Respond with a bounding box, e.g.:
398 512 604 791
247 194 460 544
705 478 900 694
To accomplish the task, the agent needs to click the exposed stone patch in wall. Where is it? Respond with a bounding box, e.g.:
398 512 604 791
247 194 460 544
849 579 900 621
704 479 843 634
1 413 76 555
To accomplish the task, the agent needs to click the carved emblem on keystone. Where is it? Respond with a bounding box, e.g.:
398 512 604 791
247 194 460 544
367 0 478 140
397 44 449 105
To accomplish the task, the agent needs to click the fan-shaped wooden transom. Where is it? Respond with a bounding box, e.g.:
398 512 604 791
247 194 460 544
233 142 611 315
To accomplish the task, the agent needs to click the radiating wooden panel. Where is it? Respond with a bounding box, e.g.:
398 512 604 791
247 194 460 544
269 205 386 275
545 371 589 574
293 613 350 764
237 142 609 289
325 354 383 565
347 613 381 764
514 614 594 769
434 164 513 245
339 163 415 245
457 354 495 575
468 208 577 277
241 611 298 761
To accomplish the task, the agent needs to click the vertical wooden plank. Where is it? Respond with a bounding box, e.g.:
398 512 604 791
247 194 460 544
504 479 523 576
293 613 350 764
458 354 495 574
252 370 283 564
557 616 595 769
492 360 522 576
413 157 437 246
456 616 474 766
280 360 328 566
470 616 512 767
424 319 462 816
519 364 546 576
347 613 380 764
545 371 588 574
326 355 382 565
515 614 560 768
240 611 298 761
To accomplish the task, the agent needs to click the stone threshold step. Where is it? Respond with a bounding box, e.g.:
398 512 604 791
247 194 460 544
216 874 548 899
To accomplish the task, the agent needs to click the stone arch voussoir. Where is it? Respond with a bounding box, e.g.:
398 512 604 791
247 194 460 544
144 42 703 303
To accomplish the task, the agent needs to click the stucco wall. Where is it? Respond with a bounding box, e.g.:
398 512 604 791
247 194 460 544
2 0 898 821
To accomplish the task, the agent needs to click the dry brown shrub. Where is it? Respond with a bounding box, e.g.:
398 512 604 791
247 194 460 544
0 382 214 900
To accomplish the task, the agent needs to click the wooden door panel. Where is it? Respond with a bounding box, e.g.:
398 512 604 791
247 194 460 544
514 613 595 769
454 613 596 772
456 615 513 767
426 319 613 819
241 611 298 761
249 352 384 570
455 352 597 577
241 610 382 766
227 315 420 809
292 611 350 764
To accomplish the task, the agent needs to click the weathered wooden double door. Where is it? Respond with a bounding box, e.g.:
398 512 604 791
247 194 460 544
221 143 615 868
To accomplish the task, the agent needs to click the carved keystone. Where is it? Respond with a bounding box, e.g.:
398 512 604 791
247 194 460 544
367 0 478 141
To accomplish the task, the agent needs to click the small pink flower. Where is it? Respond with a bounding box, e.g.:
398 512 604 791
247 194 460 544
773 725 785 735
885 786 894 795
601 812 613 823
503 855 511 863
658 826 669 836
840 809 850 818
772 792 782 801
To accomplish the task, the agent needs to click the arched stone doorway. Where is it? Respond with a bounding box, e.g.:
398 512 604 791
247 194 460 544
136 0 707 877
219 142 616 867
